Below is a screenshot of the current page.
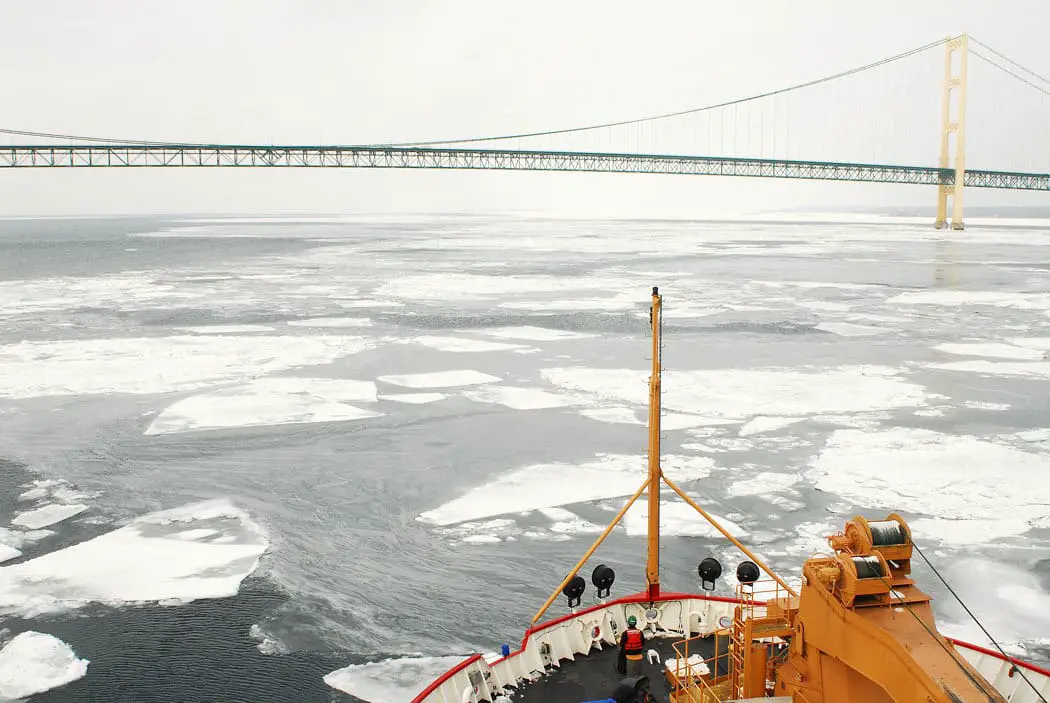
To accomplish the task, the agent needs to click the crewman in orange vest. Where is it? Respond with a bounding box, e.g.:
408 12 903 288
618 615 646 677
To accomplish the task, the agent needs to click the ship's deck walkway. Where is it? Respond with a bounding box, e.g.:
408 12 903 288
510 632 727 703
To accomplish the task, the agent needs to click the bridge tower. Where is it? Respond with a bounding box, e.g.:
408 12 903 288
935 34 969 230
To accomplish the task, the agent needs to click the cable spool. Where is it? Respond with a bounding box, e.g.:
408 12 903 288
868 520 906 547
851 555 887 580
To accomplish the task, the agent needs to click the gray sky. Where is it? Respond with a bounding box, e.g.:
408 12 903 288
0 0 1046 216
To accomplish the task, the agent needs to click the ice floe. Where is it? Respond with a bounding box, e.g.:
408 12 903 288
410 336 525 353
909 517 1033 544
0 546 20 564
581 406 643 424
0 631 88 699
174 324 276 334
814 322 890 337
1009 337 1050 351
0 335 375 398
727 472 799 497
287 317 373 328
17 479 90 505
933 342 1045 360
379 393 446 404
936 559 1050 654
0 528 52 552
928 360 1050 378
539 508 604 534
376 273 630 301
738 416 803 436
542 365 925 420
962 400 1009 411
12 504 87 530
419 454 713 526
623 501 747 538
476 326 596 341
461 385 587 410
499 297 638 311
0 498 268 616
377 370 500 389
889 290 1050 309
807 428 1050 540
324 655 469 702
146 378 379 435
336 299 404 308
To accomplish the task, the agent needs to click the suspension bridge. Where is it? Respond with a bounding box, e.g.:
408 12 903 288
2 34 1048 229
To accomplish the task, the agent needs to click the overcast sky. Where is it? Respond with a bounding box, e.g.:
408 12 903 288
0 0 1046 216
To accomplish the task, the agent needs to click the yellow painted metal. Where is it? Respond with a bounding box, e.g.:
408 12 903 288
935 34 969 230
646 287 663 594
662 474 798 597
530 477 650 624
952 34 969 230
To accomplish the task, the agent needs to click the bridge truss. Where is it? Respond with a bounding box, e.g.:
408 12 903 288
1 144 1048 191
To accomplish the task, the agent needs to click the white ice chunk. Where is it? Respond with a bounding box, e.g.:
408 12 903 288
815 322 890 337
11 505 87 530
962 401 1009 411
336 299 404 308
379 393 446 404
798 301 852 312
936 559 1050 652
0 631 88 699
580 406 643 424
909 517 1032 544
287 317 373 328
174 324 276 334
1018 429 1050 442
498 297 638 311
934 342 1045 360
0 546 21 564
378 370 500 389
323 655 470 702
476 326 596 341
419 454 713 526
146 378 380 435
542 365 925 419
410 336 525 353
808 428 1050 530
738 416 803 436
728 472 800 497
376 273 631 301
0 498 268 616
890 290 1050 309
928 360 1050 378
623 500 747 538
461 385 586 410
0 528 52 551
0 335 374 398
538 508 604 534
1009 337 1050 351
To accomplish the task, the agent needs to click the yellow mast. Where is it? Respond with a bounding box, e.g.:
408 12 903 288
646 286 662 599
528 286 795 625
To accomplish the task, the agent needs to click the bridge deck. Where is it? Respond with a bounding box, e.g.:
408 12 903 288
1 145 1047 190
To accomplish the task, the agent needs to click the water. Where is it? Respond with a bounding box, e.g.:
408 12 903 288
0 212 1049 701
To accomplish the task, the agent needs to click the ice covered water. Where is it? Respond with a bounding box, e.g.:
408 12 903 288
2 213 1050 702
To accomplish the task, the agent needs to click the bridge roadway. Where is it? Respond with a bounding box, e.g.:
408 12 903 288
1 144 1048 191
